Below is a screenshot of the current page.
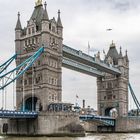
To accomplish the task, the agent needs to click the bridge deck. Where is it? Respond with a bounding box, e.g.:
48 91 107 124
79 114 115 126
0 110 38 119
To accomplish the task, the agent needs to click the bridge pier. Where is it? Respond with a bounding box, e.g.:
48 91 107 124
116 117 140 132
97 126 115 133
81 117 140 133
0 112 85 136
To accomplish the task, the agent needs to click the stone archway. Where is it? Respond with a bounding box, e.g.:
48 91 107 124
23 97 42 112
25 97 37 111
105 107 113 116
105 107 118 118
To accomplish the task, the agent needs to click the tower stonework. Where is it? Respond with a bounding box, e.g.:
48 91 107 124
97 42 129 117
15 2 63 111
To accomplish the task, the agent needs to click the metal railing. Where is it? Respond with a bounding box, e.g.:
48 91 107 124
0 110 38 119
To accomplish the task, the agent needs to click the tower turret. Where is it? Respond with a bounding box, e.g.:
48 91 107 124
15 12 22 54
57 10 63 37
125 50 129 63
119 46 123 58
118 46 123 66
105 42 119 65
41 1 50 45
15 12 22 31
42 1 49 21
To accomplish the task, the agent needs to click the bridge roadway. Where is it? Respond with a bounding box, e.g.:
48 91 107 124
62 45 121 77
0 110 115 127
0 110 38 119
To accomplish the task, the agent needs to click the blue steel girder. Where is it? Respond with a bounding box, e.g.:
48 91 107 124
63 45 121 75
0 54 17 74
62 57 104 77
79 115 115 126
0 47 44 90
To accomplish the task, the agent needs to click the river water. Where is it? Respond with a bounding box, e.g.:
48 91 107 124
1 133 140 140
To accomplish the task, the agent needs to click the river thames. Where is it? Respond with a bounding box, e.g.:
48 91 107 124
1 133 140 140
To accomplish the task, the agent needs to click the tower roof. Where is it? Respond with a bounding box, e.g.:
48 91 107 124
15 12 22 30
42 1 49 21
119 46 123 58
57 10 63 28
30 4 44 23
125 50 129 62
105 42 119 65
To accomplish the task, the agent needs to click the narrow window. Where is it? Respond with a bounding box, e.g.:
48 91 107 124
28 28 31 34
32 27 35 34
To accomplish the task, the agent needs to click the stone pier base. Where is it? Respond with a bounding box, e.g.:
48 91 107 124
0 112 85 136
116 117 140 132
81 116 140 133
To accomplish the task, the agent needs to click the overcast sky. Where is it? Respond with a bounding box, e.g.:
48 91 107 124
0 0 140 110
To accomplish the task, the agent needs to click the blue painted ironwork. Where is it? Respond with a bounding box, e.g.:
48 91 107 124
63 45 121 75
79 114 115 126
0 54 17 74
0 110 38 119
62 57 104 77
0 47 44 90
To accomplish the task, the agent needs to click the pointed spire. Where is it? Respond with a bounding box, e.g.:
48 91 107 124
119 46 123 58
125 50 129 62
42 1 49 21
57 10 63 28
44 1 47 10
15 12 22 30
110 40 115 48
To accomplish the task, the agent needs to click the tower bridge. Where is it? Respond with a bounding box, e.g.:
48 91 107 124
0 0 140 136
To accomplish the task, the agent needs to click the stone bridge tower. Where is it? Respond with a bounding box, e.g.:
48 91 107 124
97 42 129 117
15 1 63 111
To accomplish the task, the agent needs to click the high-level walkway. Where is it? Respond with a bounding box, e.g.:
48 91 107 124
63 45 121 77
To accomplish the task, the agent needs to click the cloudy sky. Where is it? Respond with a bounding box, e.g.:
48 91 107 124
0 0 140 110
